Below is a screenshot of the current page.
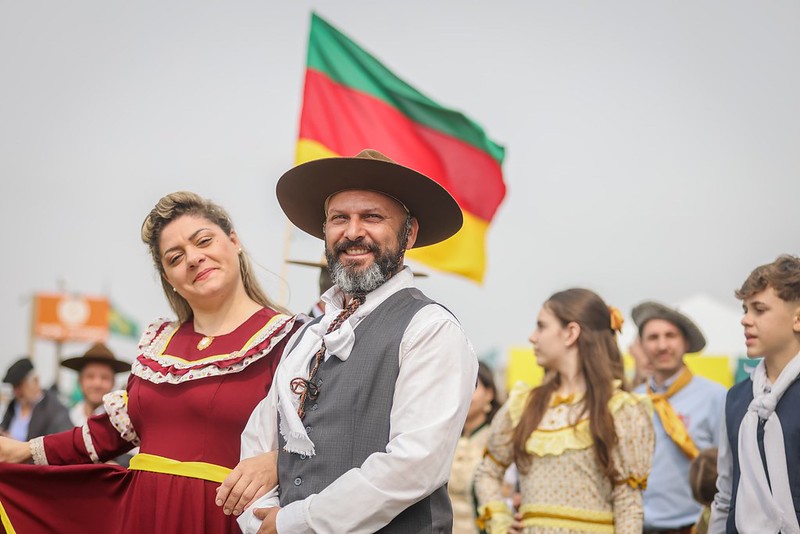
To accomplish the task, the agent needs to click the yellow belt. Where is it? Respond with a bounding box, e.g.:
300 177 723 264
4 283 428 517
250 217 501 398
128 453 232 483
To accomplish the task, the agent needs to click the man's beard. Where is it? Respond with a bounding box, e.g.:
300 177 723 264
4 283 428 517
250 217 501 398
326 239 404 297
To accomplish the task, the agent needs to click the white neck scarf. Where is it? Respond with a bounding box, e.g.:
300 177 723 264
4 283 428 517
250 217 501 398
735 353 800 534
274 269 414 456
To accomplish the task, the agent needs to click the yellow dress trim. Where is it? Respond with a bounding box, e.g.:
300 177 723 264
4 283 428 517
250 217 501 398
506 382 652 457
0 499 17 534
519 504 614 533
128 453 232 483
476 501 512 532
158 313 291 363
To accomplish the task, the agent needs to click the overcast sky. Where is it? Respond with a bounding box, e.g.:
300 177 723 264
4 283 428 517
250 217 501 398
1 1 798 383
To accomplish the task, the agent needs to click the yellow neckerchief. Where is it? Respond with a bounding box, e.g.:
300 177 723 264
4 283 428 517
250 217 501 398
646 367 699 459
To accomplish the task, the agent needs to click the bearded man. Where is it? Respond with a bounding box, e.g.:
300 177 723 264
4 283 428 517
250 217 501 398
235 149 478 534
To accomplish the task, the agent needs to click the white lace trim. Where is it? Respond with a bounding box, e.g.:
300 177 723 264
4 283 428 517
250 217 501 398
30 436 48 465
102 390 141 446
131 314 295 385
81 424 100 463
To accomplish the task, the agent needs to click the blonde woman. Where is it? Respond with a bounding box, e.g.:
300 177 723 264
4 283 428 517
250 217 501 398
0 192 300 533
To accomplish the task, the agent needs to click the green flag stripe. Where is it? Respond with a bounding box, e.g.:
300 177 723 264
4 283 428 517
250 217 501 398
307 14 505 164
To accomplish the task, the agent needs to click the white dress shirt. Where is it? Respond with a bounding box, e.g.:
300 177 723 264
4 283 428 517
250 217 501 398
238 267 477 534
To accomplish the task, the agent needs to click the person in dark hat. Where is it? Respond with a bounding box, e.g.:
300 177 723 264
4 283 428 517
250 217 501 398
1 357 72 441
61 342 130 427
232 149 478 533
631 301 726 534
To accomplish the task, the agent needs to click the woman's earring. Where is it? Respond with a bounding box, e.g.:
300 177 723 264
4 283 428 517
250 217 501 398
172 287 177 292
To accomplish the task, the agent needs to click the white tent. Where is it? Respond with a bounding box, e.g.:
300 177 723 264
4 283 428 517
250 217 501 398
675 293 745 357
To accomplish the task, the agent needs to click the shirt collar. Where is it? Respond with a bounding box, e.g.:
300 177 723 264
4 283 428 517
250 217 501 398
648 365 686 393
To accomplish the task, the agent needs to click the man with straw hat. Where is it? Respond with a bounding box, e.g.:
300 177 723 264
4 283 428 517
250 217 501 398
236 149 477 533
631 301 726 534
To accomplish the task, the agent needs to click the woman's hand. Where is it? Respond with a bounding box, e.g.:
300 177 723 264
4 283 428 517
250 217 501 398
215 451 278 516
0 436 33 463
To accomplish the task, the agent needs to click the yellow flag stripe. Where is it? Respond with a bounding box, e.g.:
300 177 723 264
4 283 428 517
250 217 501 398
407 212 488 283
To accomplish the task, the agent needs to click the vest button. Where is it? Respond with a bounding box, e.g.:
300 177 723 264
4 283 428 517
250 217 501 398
317 378 323 385
299 453 307 460
311 403 319 411
305 426 312 433
294 477 302 486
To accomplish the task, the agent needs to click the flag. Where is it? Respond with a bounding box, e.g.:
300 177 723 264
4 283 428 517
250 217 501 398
295 13 506 283
108 304 139 339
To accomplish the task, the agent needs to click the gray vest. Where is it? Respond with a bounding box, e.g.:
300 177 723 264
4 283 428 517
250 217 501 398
278 287 453 533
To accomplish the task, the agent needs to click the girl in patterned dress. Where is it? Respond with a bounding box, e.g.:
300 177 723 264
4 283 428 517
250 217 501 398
475 288 654 534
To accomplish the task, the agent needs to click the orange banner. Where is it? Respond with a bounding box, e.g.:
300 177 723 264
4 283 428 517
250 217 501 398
33 293 109 342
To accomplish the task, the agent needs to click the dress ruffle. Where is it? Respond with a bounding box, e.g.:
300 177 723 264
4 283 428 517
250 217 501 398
132 313 295 385
506 381 652 457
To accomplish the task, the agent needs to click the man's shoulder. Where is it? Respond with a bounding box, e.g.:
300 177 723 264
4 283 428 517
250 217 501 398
727 377 752 397
41 389 69 413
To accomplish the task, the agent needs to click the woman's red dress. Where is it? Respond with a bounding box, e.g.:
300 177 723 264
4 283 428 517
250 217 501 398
0 308 298 533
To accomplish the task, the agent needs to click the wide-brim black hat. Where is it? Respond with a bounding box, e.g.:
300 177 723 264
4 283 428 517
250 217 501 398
632 301 707 353
276 149 463 248
61 342 130 374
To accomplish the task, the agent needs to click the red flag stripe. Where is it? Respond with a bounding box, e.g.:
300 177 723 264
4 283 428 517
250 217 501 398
299 69 506 222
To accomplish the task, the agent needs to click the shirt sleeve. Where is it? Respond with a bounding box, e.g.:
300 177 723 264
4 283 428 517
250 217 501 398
276 306 478 534
38 410 135 465
709 412 732 533
38 386 138 465
237 487 281 534
473 402 515 534
240 386 279 460
610 396 654 534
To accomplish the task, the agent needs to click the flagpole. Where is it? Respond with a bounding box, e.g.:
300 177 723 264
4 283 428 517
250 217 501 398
28 293 36 362
278 220 293 308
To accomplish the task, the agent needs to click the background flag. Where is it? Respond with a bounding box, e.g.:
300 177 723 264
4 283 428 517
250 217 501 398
295 13 506 283
108 304 139 339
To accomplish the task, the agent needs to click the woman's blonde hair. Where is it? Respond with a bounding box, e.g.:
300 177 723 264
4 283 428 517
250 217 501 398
141 191 287 322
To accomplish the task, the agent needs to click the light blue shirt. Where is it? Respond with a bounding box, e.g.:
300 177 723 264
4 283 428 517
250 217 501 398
635 369 727 530
8 400 35 441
